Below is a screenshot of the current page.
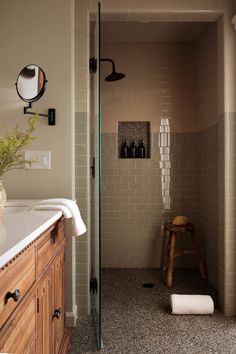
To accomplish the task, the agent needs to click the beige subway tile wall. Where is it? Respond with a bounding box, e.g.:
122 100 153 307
100 21 220 291
197 24 219 290
102 131 200 268
101 42 198 133
101 40 201 269
75 112 90 317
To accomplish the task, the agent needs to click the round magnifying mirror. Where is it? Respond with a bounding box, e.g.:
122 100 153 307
16 64 47 103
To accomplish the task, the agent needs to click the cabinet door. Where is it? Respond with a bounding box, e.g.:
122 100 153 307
1 295 37 354
37 268 53 354
53 249 65 354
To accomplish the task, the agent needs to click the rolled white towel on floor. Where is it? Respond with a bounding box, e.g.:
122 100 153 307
170 294 214 315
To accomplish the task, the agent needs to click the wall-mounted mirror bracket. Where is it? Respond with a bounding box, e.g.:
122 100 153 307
24 102 56 125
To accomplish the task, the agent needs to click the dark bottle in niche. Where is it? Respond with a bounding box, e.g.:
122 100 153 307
130 139 137 158
121 139 129 158
138 139 146 158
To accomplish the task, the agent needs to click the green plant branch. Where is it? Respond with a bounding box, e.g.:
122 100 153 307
0 114 39 177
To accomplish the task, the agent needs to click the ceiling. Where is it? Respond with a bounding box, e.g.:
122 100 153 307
101 21 213 42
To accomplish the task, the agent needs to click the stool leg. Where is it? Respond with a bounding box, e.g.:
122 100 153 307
166 232 176 287
163 233 172 271
191 230 207 279
161 228 169 270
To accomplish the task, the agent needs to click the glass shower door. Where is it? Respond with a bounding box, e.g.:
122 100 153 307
90 2 102 349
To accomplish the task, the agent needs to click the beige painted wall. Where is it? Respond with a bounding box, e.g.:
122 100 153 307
0 0 75 199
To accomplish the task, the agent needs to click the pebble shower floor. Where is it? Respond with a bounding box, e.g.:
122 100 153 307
68 268 236 354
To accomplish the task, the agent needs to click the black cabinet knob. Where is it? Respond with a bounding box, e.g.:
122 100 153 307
5 289 20 303
53 307 62 319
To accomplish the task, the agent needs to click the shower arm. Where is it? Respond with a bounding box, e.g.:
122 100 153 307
89 57 116 73
100 58 116 73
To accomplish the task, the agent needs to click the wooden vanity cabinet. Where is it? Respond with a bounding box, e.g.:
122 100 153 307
37 268 53 354
0 218 70 354
0 293 37 354
53 249 66 354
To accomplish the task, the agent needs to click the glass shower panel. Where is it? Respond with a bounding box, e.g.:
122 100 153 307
90 2 102 349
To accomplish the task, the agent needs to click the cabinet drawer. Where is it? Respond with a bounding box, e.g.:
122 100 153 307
0 295 36 354
37 219 65 276
0 246 36 328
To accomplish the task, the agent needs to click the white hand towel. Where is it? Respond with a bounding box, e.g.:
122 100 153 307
170 294 214 315
32 205 72 218
31 198 87 237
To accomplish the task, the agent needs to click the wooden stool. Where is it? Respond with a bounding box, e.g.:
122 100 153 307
164 222 207 288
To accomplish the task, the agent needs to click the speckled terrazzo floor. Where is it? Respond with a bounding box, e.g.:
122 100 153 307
68 269 236 354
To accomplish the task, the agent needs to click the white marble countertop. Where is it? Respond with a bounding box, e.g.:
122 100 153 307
5 199 41 206
0 209 62 268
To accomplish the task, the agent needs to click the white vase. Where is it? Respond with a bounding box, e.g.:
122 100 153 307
0 181 6 221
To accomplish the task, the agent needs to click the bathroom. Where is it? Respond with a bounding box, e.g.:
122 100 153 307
0 0 236 353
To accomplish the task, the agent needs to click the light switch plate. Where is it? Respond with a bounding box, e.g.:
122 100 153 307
25 151 51 169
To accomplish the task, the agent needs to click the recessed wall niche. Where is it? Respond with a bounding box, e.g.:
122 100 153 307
118 121 150 158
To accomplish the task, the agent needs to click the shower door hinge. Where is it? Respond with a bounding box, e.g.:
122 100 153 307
90 157 95 178
90 277 98 293
89 57 97 73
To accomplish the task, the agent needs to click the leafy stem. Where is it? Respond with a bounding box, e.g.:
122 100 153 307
0 114 39 177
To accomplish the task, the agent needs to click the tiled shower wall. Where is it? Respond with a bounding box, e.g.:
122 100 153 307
197 24 219 290
101 42 198 134
75 112 89 316
102 130 218 270
198 124 218 289
102 132 200 268
101 40 199 269
101 29 219 287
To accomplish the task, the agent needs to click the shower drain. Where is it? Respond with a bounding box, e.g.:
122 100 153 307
142 283 154 288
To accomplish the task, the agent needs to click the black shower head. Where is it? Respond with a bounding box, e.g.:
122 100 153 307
100 58 125 82
105 70 126 82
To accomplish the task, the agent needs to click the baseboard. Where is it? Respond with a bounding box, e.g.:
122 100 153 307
66 304 78 327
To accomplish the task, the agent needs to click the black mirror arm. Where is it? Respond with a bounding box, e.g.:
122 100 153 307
23 102 32 114
23 102 56 126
